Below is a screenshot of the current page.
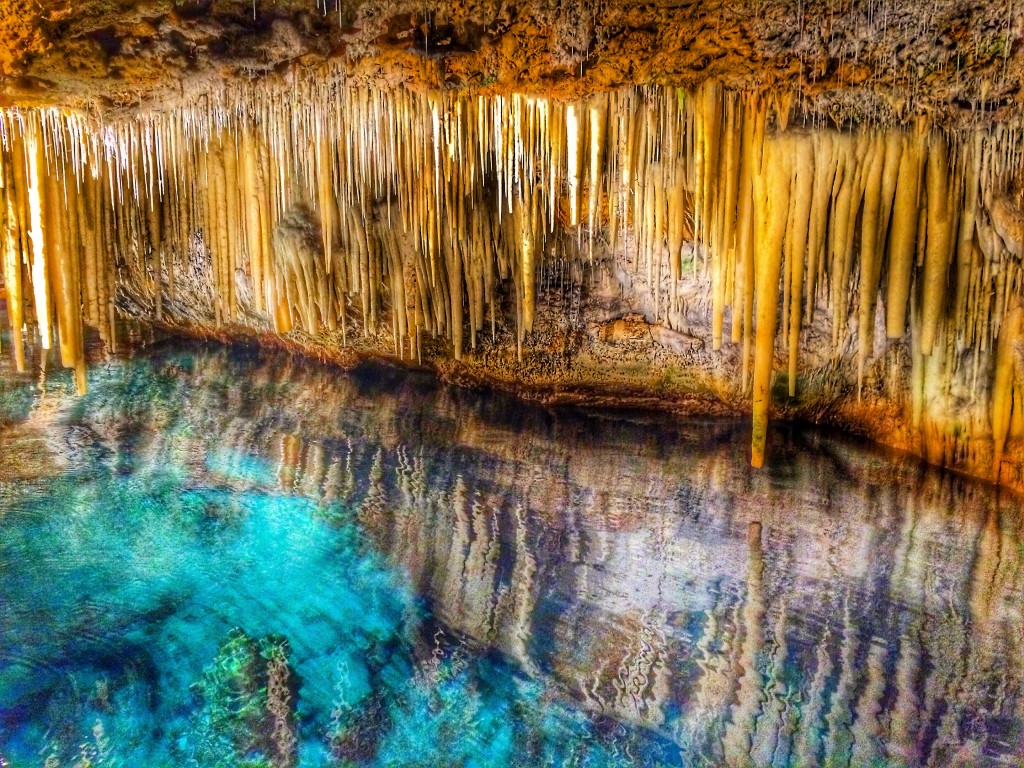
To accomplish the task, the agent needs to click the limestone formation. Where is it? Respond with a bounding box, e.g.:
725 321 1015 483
3 2 1024 484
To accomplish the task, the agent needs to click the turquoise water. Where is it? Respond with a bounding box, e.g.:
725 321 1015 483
1 340 1023 767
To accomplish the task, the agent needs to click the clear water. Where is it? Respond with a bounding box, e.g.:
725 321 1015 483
0 341 1022 768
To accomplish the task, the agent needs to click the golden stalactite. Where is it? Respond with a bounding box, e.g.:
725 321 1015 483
2 83 1024 479
0 149 26 372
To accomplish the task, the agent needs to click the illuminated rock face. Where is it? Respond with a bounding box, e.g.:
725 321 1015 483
3 79 1024 484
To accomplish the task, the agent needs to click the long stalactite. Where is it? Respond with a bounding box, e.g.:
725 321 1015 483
2 80 1024 478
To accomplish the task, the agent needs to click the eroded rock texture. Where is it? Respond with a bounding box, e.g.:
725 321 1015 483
1 0 1023 126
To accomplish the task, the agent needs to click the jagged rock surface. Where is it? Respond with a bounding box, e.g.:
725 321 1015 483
2 0 1024 127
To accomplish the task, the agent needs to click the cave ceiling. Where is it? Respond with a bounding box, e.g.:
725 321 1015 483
1 0 1022 126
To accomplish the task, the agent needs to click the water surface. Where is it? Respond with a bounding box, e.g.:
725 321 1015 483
0 341 1022 767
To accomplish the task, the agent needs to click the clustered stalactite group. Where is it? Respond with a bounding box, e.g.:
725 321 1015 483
3 78 1024 474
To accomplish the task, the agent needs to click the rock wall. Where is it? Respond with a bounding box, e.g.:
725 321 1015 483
4 78 1024 486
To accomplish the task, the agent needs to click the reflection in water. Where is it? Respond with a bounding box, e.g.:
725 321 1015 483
1 342 1023 766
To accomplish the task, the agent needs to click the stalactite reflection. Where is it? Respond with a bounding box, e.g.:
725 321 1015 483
36 342 1024 767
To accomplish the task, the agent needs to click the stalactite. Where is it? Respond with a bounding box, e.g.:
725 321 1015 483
736 97 764 388
853 135 886 397
241 128 265 315
651 163 666 320
921 136 952 357
886 133 924 338
45 157 87 393
715 96 739 349
0 156 26 372
991 300 1023 479
750 136 791 469
1 84 1024 482
787 140 814 397
588 94 607 257
25 124 54 351
667 172 686 323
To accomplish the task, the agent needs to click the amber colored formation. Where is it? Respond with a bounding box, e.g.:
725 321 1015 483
2 0 1024 484
3 76 1024 483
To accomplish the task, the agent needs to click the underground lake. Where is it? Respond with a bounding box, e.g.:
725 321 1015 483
0 339 1021 767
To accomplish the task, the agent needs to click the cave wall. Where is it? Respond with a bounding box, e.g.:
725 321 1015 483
4 76 1024 486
